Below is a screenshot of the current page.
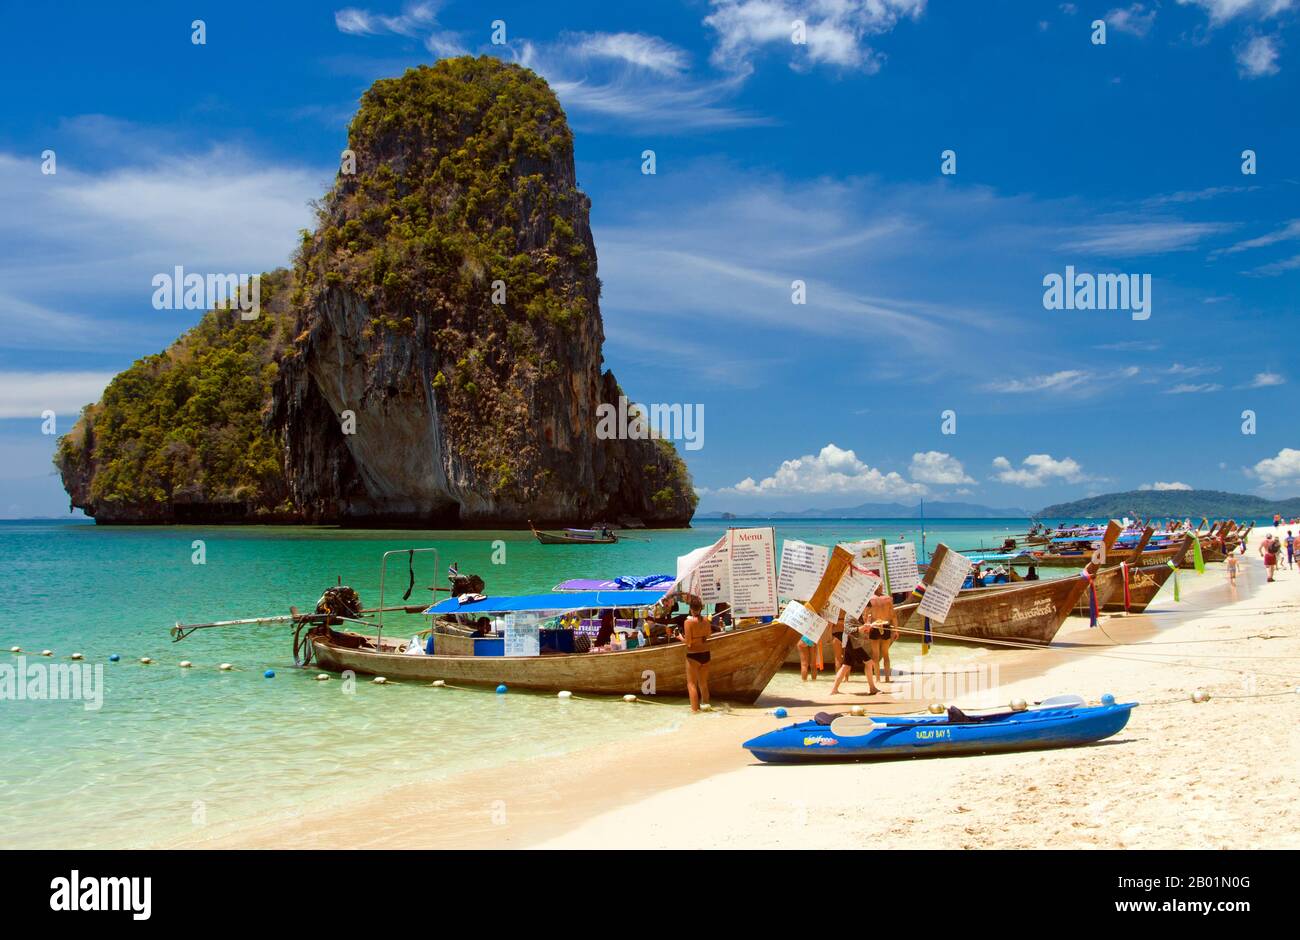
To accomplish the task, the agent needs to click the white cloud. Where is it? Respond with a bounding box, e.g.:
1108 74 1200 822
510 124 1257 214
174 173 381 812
335 2 435 37
1060 221 1233 255
1139 481 1194 490
573 33 690 75
1236 33 1282 76
0 371 115 418
724 443 925 498
1165 382 1223 394
909 451 974 485
1176 0 1294 26
992 370 1089 394
704 0 926 73
1107 4 1157 36
992 454 1088 488
0 146 322 353
1251 447 1300 485
334 2 466 58
1244 371 1286 387
1220 219 1300 254
516 38 765 131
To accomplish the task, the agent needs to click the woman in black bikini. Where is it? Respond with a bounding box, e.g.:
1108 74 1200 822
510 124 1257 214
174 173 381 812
681 596 712 712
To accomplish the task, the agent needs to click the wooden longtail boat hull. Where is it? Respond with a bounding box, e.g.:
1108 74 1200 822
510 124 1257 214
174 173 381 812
1030 546 1178 568
531 529 618 544
895 574 1090 646
309 620 795 703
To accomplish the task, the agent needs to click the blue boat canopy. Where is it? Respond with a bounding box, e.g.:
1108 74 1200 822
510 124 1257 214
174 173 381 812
425 590 669 616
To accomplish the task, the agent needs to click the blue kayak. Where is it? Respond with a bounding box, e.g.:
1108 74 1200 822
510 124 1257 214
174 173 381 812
742 701 1136 763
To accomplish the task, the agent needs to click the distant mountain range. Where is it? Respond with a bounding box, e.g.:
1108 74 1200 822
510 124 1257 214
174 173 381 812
1038 489 1300 520
695 500 1030 520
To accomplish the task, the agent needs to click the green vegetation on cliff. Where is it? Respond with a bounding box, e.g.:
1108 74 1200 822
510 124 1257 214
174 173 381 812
55 271 296 517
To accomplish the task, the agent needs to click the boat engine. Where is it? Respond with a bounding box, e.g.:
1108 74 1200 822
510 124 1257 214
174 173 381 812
315 585 362 621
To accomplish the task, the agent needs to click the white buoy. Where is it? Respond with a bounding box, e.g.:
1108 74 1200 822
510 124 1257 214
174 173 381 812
700 703 713 712
70 653 84 661
41 650 53 657
178 660 192 668
431 679 446 687
622 694 637 703
373 676 388 684
1010 698 1028 712
557 690 572 699
928 702 946 714
849 704 865 716
1191 688 1211 703
315 674 330 681
139 657 153 664
219 663 233 671
8 646 19 653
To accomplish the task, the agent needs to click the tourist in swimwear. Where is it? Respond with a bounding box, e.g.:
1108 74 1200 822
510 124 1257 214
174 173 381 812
829 608 846 671
1261 538 1277 582
681 596 712 711
1287 531 1295 570
830 612 879 696
797 632 821 681
1226 552 1239 586
866 586 898 682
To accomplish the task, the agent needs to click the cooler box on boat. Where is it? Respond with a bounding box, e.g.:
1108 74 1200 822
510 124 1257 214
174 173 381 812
473 637 504 657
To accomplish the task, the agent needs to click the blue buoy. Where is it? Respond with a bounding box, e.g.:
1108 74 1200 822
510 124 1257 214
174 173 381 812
109 654 120 662
264 669 276 679
495 684 508 694
1100 692 1115 706
774 707 788 719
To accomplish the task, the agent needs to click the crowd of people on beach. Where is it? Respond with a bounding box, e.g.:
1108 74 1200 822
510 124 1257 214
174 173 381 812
1259 528 1295 583
794 584 900 696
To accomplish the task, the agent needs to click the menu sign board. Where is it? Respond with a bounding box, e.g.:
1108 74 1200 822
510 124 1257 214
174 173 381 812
884 542 919 595
777 539 830 601
778 600 828 644
727 527 778 618
917 548 972 624
503 613 540 657
839 539 886 578
827 566 882 621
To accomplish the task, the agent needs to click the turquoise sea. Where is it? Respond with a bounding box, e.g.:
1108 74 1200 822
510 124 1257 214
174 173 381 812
0 517 1038 848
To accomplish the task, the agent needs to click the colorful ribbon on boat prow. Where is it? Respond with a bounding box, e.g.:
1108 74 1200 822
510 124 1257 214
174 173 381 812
1080 569 1098 627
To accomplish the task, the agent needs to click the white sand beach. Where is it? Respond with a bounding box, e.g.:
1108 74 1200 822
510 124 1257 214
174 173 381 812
178 529 1299 850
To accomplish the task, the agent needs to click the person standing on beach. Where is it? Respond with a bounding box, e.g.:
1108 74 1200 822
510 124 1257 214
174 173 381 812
1287 531 1295 570
797 631 821 681
680 596 712 712
866 585 899 683
1260 538 1277 582
830 612 880 696
1227 551 1239 586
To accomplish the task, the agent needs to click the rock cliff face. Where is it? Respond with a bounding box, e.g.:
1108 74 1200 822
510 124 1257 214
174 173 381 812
57 57 696 526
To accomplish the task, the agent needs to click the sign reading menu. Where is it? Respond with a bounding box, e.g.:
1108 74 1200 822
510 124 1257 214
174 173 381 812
917 547 972 624
884 542 919 595
777 539 830 601
503 613 540 657
727 527 778 618
778 600 828 645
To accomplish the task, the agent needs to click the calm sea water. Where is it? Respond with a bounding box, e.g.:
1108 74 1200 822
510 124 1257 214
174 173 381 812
0 517 1035 848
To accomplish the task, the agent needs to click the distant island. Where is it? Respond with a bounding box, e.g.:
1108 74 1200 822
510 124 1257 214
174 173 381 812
695 500 1030 520
1038 489 1300 520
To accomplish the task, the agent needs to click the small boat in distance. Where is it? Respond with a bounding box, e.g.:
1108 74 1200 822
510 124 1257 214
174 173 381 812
530 521 618 544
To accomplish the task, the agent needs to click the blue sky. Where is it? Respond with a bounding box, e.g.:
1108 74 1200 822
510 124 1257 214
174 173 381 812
2 0 1298 517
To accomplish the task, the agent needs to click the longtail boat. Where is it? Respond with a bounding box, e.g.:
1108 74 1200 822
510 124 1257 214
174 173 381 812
1100 533 1195 613
893 521 1121 645
530 521 619 544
